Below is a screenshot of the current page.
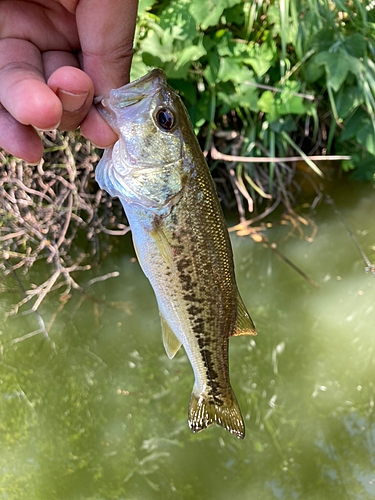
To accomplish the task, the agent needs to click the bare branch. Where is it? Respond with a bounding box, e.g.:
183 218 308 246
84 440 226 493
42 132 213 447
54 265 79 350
211 145 351 163
83 271 120 291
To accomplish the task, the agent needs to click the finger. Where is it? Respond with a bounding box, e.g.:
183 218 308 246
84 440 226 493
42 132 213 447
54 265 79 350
43 50 80 81
0 103 43 163
47 63 94 131
76 0 138 94
0 1 79 52
0 39 62 130
75 0 138 146
80 105 118 148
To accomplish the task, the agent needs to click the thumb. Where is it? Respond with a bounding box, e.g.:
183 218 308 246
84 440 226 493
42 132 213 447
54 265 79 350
75 0 138 146
76 0 138 95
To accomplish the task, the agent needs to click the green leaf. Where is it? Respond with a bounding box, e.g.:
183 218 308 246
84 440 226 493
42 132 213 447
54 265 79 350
315 51 363 91
169 79 197 104
203 35 216 53
303 55 325 84
204 52 220 86
356 122 375 156
138 0 157 15
267 6 281 34
164 57 197 79
243 38 276 77
176 44 206 69
236 85 259 110
160 0 198 42
311 28 336 52
258 91 313 122
141 32 173 62
340 108 369 141
130 55 149 81
349 151 375 180
217 57 253 84
258 91 276 117
279 80 302 101
341 159 356 172
169 43 206 78
217 85 258 113
344 34 367 58
336 86 364 119
215 30 235 57
189 0 242 30
142 52 164 69
192 92 211 129
223 2 245 25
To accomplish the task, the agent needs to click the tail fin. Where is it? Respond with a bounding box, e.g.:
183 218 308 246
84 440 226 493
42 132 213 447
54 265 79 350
188 390 245 439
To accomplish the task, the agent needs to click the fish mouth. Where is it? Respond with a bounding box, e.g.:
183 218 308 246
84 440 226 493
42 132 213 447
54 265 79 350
120 68 167 93
94 68 167 109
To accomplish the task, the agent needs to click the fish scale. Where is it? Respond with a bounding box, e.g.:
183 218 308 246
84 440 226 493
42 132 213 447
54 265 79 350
95 69 257 439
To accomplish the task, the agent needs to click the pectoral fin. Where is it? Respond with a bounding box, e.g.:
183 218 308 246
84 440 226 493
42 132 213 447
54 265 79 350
231 293 257 337
160 310 182 359
150 227 175 275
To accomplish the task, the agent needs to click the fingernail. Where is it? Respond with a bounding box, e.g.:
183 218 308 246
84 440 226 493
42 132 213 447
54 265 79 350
57 89 89 113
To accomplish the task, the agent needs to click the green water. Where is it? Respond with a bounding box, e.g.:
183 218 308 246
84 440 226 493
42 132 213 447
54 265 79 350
1 181 374 500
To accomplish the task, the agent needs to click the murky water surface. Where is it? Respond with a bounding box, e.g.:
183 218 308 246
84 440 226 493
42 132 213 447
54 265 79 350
1 181 374 500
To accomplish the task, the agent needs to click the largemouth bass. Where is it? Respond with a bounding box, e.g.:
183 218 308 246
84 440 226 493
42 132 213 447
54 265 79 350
95 69 256 439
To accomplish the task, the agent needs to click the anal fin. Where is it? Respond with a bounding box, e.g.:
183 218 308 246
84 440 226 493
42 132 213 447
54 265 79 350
160 310 182 359
232 293 257 337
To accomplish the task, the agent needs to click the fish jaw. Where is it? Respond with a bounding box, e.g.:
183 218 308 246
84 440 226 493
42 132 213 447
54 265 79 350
94 69 166 127
95 69 167 110
94 68 189 174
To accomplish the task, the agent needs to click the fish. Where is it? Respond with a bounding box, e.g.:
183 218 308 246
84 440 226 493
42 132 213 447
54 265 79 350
95 69 257 439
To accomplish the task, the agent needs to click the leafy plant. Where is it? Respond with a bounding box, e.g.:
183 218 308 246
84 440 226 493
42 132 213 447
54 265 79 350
132 0 375 219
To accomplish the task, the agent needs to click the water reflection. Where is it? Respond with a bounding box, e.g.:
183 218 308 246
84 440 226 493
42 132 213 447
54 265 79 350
1 181 374 499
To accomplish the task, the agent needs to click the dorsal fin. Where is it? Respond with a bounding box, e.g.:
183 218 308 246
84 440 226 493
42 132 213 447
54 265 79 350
231 293 257 337
159 310 182 359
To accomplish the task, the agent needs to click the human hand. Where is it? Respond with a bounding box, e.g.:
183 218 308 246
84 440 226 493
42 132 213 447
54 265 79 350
0 0 138 163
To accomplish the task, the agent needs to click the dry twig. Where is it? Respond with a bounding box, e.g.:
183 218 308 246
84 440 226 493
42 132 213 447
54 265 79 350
0 131 127 319
211 145 351 163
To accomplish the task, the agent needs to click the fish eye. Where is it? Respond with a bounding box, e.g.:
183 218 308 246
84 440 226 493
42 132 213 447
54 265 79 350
155 108 175 131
